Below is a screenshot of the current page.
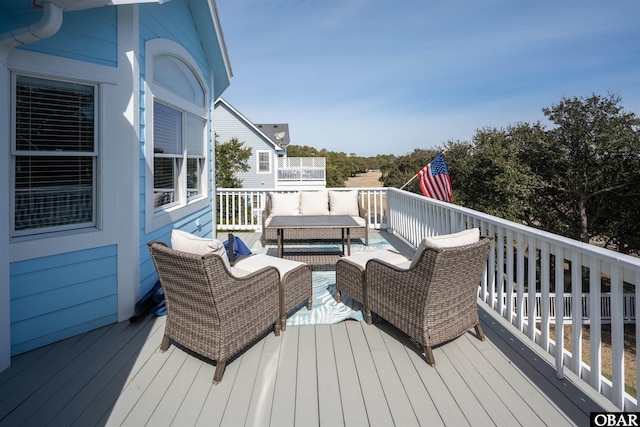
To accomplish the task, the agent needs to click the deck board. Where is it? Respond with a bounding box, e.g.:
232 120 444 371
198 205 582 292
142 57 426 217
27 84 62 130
441 336 522 426
360 324 419 427
347 322 395 427
269 329 298 427
332 322 370 426
377 328 445 426
223 339 267 426
295 326 319 427
0 231 616 427
315 325 345 427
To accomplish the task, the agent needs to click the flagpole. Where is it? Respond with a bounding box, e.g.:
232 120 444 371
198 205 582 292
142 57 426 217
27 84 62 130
399 172 419 190
398 149 448 190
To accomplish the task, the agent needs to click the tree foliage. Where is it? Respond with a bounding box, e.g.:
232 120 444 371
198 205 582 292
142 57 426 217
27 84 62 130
523 93 640 250
379 93 640 254
215 135 252 188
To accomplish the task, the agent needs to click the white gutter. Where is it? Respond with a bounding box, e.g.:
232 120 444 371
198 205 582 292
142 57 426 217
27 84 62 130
0 0 64 58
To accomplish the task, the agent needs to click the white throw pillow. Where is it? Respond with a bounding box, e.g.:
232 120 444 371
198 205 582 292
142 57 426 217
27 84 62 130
269 192 300 216
328 190 359 216
299 191 329 215
410 228 480 268
170 229 231 269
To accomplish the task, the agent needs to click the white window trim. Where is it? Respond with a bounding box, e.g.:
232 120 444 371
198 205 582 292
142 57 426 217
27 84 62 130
144 39 210 233
6 49 121 262
256 150 272 174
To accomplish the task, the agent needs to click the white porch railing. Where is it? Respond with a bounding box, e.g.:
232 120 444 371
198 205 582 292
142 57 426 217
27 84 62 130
216 187 640 410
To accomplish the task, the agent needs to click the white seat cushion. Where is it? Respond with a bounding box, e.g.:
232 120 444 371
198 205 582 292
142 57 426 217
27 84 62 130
340 249 409 270
170 229 231 270
234 254 306 279
410 228 480 268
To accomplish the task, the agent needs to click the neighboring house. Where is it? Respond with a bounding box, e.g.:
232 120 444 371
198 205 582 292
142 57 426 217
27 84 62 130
0 0 232 372
214 98 326 189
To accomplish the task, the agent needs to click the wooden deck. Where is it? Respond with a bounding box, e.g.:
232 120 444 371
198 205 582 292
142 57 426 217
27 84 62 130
0 232 615 426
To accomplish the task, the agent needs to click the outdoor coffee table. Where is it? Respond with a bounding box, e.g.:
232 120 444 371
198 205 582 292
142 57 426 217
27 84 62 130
266 215 361 258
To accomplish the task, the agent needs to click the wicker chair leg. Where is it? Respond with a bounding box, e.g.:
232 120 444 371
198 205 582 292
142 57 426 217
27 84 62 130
335 290 342 303
274 322 281 337
365 309 373 325
281 315 287 332
160 335 170 352
213 360 226 384
307 296 313 310
424 346 436 366
474 324 486 341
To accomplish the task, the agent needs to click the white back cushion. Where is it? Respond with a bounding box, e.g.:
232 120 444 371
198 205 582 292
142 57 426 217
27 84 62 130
328 190 359 216
269 192 300 216
299 191 329 215
410 228 480 268
171 229 230 269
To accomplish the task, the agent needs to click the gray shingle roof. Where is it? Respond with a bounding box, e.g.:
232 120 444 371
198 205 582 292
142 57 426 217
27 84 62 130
255 123 290 148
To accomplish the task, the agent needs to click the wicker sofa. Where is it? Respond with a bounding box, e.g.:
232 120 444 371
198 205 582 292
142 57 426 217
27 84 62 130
336 229 492 366
261 190 368 247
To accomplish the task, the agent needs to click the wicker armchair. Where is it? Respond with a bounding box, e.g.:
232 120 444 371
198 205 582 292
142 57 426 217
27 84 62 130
366 237 492 366
148 241 282 384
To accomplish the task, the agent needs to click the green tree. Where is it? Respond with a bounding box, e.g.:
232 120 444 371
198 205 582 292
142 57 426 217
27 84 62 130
215 135 251 188
449 126 537 222
521 93 640 251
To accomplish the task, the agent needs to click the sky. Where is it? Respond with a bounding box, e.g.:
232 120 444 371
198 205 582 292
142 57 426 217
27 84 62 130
215 1 640 157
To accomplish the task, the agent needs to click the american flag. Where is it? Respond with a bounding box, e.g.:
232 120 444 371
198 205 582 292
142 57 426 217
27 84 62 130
418 153 453 201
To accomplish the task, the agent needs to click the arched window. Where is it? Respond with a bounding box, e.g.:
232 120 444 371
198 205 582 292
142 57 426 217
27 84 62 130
145 40 209 231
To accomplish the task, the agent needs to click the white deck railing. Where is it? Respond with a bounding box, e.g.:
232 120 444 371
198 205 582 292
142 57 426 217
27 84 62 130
216 187 640 410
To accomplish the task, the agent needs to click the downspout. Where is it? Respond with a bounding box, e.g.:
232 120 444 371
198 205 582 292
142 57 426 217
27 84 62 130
0 0 64 59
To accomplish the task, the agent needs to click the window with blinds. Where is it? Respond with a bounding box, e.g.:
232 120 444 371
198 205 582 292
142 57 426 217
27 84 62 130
153 102 206 208
12 75 97 235
151 52 206 211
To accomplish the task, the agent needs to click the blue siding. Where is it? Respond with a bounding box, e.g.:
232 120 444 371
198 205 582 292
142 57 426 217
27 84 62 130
138 1 216 300
10 246 118 355
14 7 118 67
